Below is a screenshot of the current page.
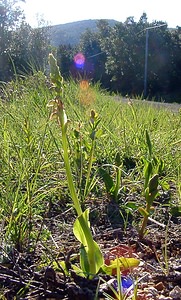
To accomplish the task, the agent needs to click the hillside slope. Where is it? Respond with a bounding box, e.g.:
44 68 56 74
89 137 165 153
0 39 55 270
49 19 117 46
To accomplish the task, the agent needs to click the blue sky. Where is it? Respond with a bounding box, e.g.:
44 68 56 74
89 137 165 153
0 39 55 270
21 0 181 28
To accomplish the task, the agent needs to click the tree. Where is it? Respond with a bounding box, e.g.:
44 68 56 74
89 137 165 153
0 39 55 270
95 14 181 100
79 27 108 83
0 0 25 80
10 21 50 74
0 0 50 81
57 44 76 78
98 17 145 93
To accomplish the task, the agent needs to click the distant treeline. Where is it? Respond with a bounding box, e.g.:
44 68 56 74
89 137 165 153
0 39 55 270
0 0 49 81
57 15 181 102
1 1 181 102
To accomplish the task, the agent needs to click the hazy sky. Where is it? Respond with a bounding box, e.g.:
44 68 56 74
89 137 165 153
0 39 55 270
21 0 181 28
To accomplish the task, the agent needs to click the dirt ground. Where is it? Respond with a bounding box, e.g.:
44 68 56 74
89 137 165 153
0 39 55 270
0 193 180 300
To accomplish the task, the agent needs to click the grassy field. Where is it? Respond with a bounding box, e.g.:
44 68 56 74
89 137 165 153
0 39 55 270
0 65 181 298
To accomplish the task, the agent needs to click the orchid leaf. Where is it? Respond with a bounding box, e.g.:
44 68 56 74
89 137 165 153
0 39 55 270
99 167 114 193
73 209 104 275
72 264 86 278
73 209 90 246
149 174 159 193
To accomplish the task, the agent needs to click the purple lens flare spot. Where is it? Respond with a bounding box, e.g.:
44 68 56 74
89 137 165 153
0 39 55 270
74 52 85 69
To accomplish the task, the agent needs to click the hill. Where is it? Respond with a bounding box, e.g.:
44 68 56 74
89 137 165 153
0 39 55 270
49 19 176 47
49 19 117 47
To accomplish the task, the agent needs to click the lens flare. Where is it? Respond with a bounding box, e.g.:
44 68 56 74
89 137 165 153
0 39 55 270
79 80 89 90
74 52 85 69
78 80 95 106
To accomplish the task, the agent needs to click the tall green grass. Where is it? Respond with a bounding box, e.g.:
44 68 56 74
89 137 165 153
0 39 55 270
0 71 180 251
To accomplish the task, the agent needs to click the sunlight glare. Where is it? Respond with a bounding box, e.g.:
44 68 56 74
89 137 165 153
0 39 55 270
74 53 85 69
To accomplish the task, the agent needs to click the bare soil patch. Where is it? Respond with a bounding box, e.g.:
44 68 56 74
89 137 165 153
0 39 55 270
0 194 180 299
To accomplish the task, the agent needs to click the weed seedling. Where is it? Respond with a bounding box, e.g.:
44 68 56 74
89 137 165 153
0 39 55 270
99 151 122 201
138 129 164 238
139 173 159 239
83 109 101 199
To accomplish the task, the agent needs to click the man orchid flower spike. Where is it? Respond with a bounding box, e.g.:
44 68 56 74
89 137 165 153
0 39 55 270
47 53 68 134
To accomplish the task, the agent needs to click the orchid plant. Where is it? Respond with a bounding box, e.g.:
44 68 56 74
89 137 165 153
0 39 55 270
139 130 161 238
47 53 140 279
48 53 104 277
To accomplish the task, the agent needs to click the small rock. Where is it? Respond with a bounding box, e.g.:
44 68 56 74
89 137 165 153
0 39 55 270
158 296 172 300
175 265 181 272
154 282 165 291
146 286 159 296
169 285 181 299
141 282 149 288
146 293 154 298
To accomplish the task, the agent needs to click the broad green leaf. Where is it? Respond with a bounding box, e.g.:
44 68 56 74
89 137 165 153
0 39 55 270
146 190 158 205
93 240 104 272
99 167 114 193
90 130 96 140
149 174 159 193
73 209 90 246
144 186 150 199
144 161 153 189
115 152 121 167
76 238 104 276
80 245 90 274
125 201 138 210
73 209 104 275
157 158 165 174
52 260 69 275
160 180 170 191
96 129 103 139
72 264 86 277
